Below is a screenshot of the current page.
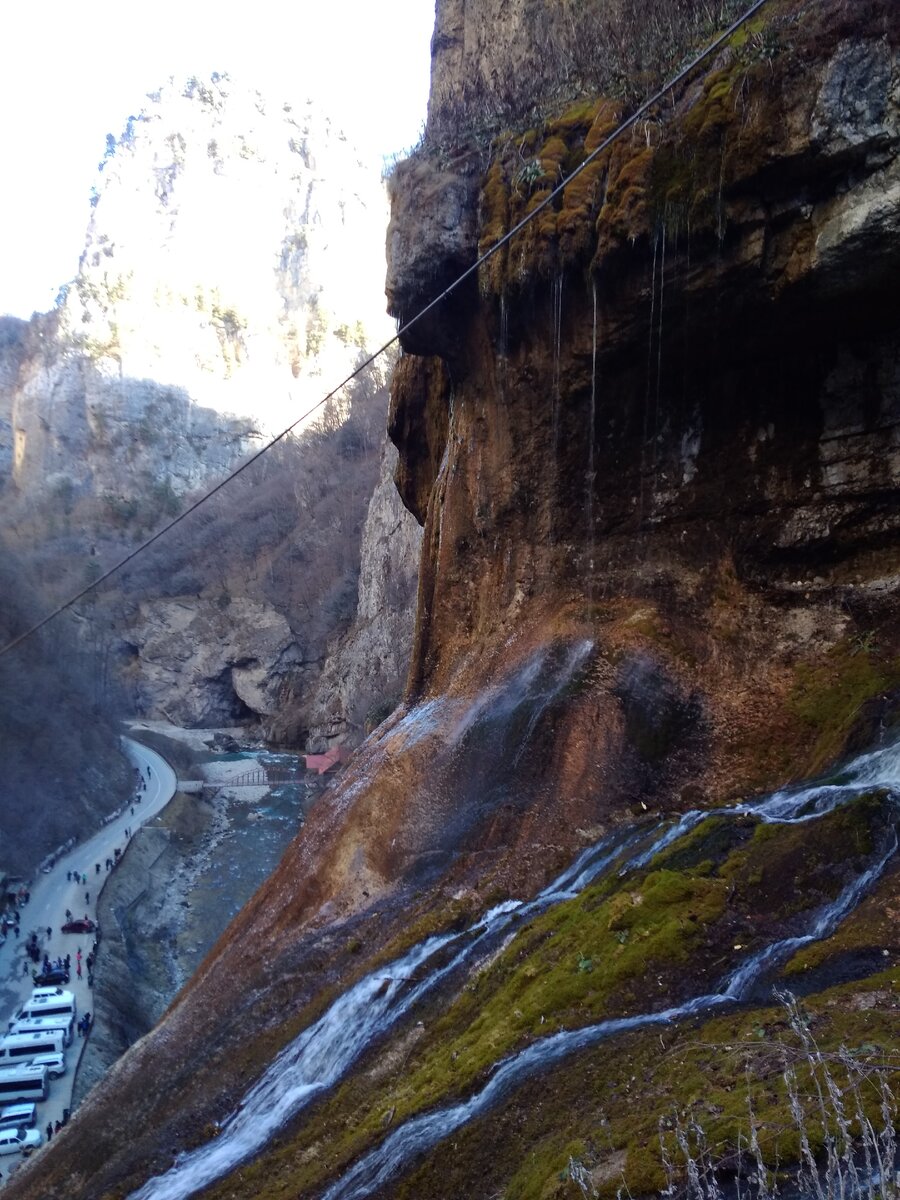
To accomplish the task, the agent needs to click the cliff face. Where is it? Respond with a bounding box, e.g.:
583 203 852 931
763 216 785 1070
0 78 411 743
299 441 423 748
0 312 255 516
2 76 389 508
58 74 389 429
9 5 900 1200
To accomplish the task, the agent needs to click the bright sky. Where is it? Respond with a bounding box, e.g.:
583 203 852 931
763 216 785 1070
0 0 434 318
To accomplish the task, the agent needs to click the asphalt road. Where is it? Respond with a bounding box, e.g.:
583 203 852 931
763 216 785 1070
0 737 176 1174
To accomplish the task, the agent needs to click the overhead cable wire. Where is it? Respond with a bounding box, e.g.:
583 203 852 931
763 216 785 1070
0 0 772 662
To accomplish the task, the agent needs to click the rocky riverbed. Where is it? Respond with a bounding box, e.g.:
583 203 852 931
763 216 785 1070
74 724 316 1104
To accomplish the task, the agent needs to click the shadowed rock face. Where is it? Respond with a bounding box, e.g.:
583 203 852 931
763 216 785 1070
9 5 900 1199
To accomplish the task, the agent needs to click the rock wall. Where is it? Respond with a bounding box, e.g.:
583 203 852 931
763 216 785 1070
0 313 256 516
57 74 390 431
128 597 299 727
2 76 390 511
301 441 423 748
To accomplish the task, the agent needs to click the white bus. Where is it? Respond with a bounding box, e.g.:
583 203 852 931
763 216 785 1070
9 1014 73 1046
0 1066 48 1104
14 989 76 1025
0 1031 67 1063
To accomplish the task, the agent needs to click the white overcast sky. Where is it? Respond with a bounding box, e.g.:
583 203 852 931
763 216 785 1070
0 0 435 318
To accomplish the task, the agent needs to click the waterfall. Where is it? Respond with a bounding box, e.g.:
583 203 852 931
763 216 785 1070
129 738 900 1200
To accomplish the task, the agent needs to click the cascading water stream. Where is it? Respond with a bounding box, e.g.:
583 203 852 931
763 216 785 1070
129 740 900 1200
129 819 641 1200
325 830 900 1200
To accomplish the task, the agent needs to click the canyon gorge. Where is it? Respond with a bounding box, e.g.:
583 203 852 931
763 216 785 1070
3 1 900 1199
0 74 420 878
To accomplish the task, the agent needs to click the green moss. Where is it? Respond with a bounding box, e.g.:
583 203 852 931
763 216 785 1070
478 161 511 292
340 866 729 1142
538 135 569 178
558 161 604 262
596 146 654 252
548 99 603 138
196 774 898 1200
584 99 623 154
789 642 900 772
653 814 755 874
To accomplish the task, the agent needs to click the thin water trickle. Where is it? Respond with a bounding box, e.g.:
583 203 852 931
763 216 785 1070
551 273 564 438
652 222 666 494
497 291 509 401
129 738 900 1200
586 278 598 601
547 274 565 548
510 639 593 769
638 230 659 532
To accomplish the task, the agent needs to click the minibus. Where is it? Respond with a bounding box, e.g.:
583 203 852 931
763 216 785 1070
14 989 76 1025
0 1103 36 1130
0 1031 67 1063
0 1066 48 1103
9 1014 73 1046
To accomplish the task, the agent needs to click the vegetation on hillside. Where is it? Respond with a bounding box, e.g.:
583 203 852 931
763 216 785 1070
0 546 131 877
426 0 759 154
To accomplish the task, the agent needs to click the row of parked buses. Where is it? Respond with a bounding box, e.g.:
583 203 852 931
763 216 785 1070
0 987 77 1157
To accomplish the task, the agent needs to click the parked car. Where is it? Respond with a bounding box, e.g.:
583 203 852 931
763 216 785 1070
28 1052 65 1079
33 967 69 987
0 1125 42 1155
61 918 95 934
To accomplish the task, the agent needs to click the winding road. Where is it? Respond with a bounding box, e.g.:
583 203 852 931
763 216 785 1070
0 737 176 1154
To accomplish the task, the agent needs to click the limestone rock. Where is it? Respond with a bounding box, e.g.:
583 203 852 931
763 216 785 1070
302 441 422 749
131 597 299 727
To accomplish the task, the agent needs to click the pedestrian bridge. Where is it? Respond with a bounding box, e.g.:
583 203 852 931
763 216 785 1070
207 769 305 789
